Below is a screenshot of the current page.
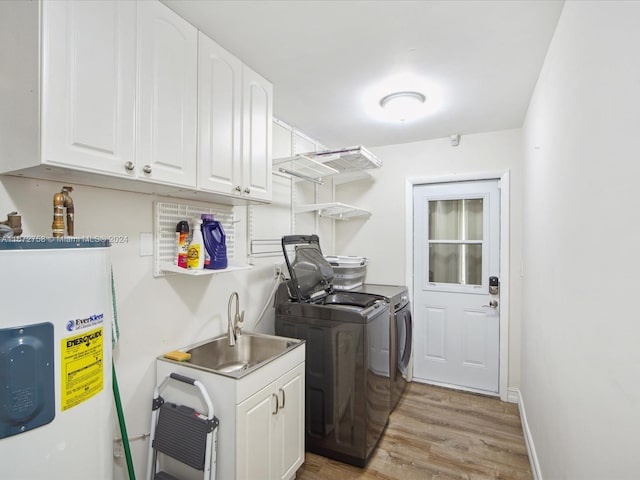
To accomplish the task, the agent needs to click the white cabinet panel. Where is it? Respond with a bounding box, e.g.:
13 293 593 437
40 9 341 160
198 35 273 203
42 0 136 176
242 66 273 202
236 384 277 480
276 366 304 480
137 0 197 187
197 32 242 194
272 121 294 160
236 362 304 480
1 0 272 204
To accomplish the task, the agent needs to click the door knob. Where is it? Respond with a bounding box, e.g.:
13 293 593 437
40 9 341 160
143 165 152 174
483 300 498 308
124 161 135 171
244 187 251 194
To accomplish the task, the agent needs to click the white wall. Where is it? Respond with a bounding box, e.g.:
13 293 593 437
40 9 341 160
335 128 524 388
266 119 335 252
0 175 277 480
521 2 640 478
0 117 326 479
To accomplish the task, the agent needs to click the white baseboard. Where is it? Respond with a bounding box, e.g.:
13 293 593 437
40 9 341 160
511 388 543 480
413 377 500 397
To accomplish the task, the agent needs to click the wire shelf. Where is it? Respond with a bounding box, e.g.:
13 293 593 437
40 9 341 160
310 146 382 172
272 146 381 183
294 203 372 220
153 201 246 277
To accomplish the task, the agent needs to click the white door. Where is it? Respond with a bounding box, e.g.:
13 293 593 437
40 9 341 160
413 180 500 394
197 32 243 195
42 0 136 176
236 384 277 480
276 364 305 480
242 65 273 202
137 0 197 187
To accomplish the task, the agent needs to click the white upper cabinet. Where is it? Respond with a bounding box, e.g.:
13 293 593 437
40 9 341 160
242 66 273 203
197 32 243 195
0 0 271 203
198 32 273 203
137 0 197 188
42 0 137 176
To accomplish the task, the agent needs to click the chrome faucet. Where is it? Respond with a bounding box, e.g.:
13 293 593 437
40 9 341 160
227 292 245 346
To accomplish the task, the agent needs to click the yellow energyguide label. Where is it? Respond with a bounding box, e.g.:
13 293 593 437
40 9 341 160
61 327 104 411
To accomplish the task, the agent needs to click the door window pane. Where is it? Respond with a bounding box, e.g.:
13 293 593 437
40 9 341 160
428 244 482 285
429 199 483 241
428 198 483 286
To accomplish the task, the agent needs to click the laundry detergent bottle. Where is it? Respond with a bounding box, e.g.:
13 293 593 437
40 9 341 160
201 214 227 270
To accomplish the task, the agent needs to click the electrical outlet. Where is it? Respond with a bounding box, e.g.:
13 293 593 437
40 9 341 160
273 263 283 278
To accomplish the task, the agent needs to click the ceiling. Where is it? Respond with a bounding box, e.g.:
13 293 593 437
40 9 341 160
162 0 564 149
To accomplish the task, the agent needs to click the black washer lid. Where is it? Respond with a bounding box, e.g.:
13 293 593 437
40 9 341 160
321 291 381 308
281 235 334 302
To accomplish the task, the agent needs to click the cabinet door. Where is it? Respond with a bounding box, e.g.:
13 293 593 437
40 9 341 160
197 32 242 195
242 66 273 202
276 363 305 480
236 384 278 480
42 0 136 176
137 0 197 187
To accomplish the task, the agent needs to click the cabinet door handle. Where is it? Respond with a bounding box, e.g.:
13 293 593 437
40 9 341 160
272 393 279 415
243 187 251 194
234 185 242 193
278 388 285 410
143 165 152 174
124 161 135 172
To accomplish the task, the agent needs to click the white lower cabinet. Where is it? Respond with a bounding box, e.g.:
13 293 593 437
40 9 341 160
155 342 305 480
236 363 304 480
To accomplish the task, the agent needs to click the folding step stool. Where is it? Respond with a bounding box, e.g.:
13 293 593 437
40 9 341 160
146 373 219 480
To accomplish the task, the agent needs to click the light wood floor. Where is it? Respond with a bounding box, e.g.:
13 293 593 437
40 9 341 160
296 382 532 480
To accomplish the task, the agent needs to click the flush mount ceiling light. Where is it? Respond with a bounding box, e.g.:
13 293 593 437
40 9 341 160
379 91 427 123
363 74 443 124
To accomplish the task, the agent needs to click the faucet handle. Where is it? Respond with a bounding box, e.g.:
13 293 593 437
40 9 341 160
238 310 245 328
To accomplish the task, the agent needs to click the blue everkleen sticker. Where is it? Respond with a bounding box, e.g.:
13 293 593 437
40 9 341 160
65 313 104 332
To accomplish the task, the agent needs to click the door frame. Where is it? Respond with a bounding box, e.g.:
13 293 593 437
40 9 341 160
405 170 510 402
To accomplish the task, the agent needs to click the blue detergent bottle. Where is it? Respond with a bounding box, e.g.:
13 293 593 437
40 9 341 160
201 214 228 270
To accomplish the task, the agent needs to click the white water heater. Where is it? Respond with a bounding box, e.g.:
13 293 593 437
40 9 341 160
0 238 113 479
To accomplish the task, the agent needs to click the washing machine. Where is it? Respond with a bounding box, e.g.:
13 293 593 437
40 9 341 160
274 235 390 467
355 284 412 410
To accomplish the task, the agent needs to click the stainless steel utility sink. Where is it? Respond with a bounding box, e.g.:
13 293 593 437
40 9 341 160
163 333 303 379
